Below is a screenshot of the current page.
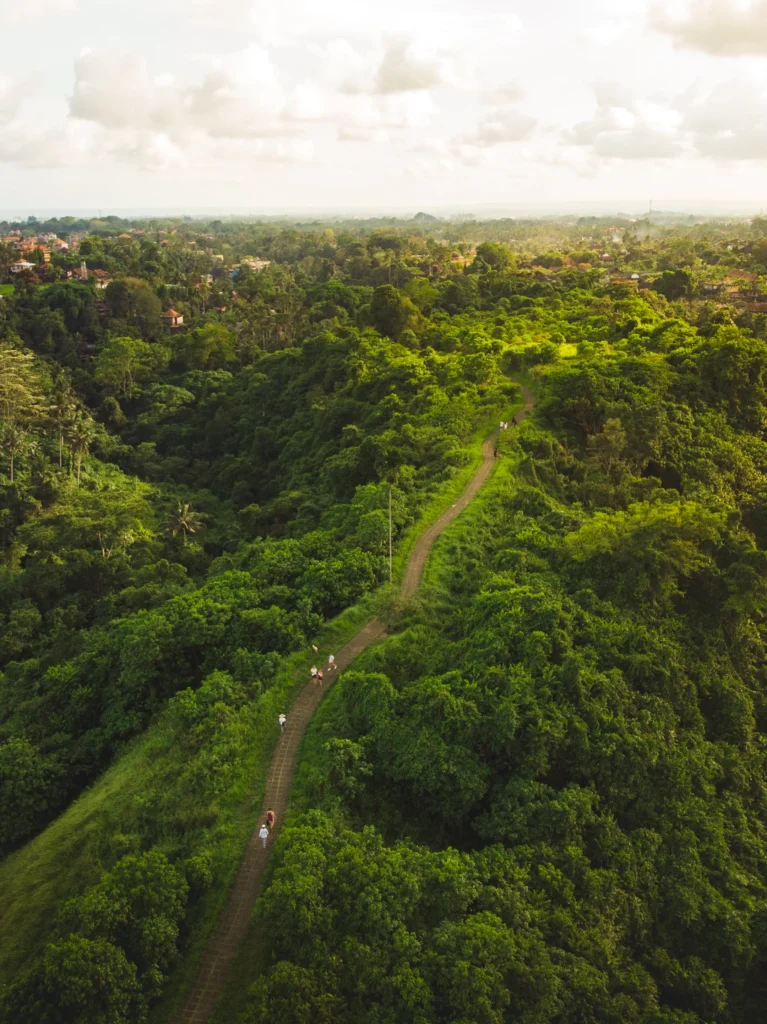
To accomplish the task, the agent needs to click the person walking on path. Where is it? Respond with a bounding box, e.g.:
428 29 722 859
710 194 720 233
328 654 336 672
266 809 276 832
310 665 318 678
317 668 324 686
279 713 286 733
259 824 269 849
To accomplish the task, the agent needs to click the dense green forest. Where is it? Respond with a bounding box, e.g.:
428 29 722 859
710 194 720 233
1 213 767 1023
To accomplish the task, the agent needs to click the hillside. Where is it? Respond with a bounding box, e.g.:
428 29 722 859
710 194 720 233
1 217 767 1023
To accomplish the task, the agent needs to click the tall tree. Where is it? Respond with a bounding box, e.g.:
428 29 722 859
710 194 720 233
0 346 45 481
370 285 414 340
50 374 78 469
65 414 96 486
0 346 45 426
0 423 28 483
166 502 207 545
94 336 163 399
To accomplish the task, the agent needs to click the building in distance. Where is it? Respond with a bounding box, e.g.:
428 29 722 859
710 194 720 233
161 308 184 328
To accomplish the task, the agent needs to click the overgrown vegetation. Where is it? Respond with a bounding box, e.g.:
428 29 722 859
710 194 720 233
2 213 767 1023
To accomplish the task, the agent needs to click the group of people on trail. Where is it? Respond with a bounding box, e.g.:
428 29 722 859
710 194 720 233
259 808 277 848
310 653 336 686
267 650 340 852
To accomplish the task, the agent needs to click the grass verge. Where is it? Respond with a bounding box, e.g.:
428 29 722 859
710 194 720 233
390 388 524 584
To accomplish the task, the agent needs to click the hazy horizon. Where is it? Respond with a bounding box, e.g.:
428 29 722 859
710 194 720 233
1 199 766 223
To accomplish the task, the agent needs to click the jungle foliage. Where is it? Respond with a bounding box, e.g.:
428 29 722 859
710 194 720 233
2 215 767 1023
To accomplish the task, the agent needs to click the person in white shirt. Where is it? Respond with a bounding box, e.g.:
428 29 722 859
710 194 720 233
259 824 269 848
328 654 336 671
279 713 286 733
310 665 318 678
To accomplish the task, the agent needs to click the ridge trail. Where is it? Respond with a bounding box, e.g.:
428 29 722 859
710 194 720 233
174 383 535 1024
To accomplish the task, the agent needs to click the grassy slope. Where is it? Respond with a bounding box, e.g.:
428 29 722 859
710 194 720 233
0 383 520 1010
390 384 524 583
0 598 373 985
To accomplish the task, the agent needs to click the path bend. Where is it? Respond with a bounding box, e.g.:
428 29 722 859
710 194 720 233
173 382 535 1024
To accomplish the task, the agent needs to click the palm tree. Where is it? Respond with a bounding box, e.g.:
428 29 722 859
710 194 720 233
377 249 398 285
0 422 28 482
167 502 207 545
50 378 77 469
65 414 95 486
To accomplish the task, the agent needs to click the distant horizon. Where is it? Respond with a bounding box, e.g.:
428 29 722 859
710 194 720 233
1 200 766 222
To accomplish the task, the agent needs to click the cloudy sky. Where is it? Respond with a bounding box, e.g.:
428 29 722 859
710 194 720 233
2 0 767 213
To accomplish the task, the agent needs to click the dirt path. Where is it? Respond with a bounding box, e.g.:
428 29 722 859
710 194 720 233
173 383 535 1024
401 383 534 600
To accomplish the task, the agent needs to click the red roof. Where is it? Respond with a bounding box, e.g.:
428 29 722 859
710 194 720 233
163 308 181 317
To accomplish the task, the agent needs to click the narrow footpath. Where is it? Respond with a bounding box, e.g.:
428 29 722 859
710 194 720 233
173 383 535 1024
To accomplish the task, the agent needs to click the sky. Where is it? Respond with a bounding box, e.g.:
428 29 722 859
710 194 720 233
2 0 767 214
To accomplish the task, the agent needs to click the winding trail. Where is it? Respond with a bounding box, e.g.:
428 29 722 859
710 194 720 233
174 383 535 1024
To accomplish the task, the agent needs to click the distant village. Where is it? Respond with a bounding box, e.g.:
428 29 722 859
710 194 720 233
0 224 272 327
3 218 767 328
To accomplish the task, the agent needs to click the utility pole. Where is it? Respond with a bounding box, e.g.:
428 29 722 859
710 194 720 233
388 482 393 584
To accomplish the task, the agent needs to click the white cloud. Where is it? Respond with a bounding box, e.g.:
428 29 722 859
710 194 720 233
0 118 98 170
0 114 313 172
0 0 78 25
7 0 767 209
70 50 176 132
313 39 368 93
0 74 32 124
652 0 767 56
683 79 767 158
312 35 470 97
566 83 685 159
468 107 536 146
482 83 525 106
374 38 447 93
336 91 435 140
70 46 289 140
338 125 390 143
0 45 317 173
